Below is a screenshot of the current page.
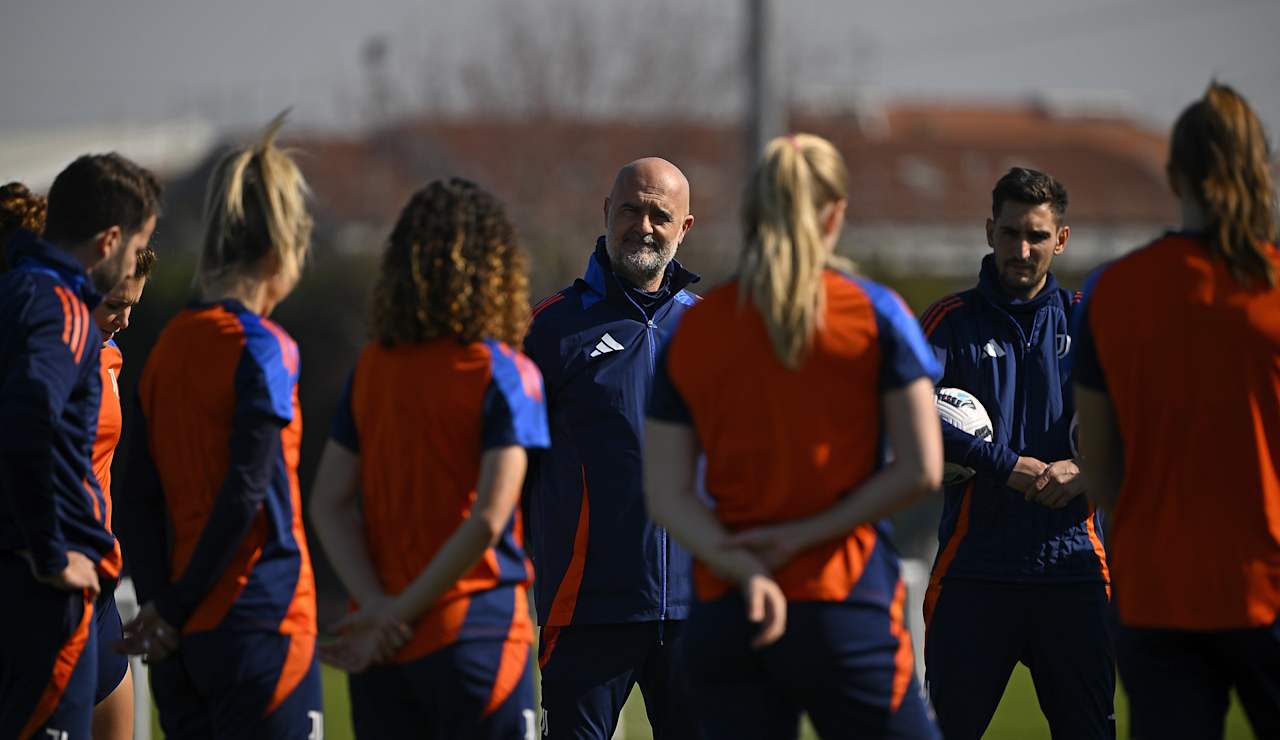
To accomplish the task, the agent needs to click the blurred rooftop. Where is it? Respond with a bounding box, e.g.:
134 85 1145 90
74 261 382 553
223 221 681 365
263 101 1176 237
7 101 1182 284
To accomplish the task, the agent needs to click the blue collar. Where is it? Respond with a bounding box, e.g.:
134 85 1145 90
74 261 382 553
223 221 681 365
580 236 699 310
186 297 256 316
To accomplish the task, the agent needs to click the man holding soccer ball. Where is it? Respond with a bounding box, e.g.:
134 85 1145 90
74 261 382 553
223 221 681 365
919 167 1114 739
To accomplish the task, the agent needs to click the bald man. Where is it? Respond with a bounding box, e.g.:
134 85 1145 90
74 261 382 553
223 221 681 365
523 158 702 739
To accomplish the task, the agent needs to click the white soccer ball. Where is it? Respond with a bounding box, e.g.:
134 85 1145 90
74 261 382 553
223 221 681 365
935 387 994 485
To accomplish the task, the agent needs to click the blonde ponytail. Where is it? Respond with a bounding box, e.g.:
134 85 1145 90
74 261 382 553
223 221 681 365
739 133 849 368
196 111 313 293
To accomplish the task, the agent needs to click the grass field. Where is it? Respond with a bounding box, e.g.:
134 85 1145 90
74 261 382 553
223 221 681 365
149 661 1254 738
606 663 1255 740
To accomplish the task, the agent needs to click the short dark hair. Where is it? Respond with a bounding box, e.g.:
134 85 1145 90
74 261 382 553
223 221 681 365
44 153 162 246
991 167 1068 223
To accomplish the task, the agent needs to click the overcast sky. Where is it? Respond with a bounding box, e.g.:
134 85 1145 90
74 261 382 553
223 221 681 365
1 0 1278 138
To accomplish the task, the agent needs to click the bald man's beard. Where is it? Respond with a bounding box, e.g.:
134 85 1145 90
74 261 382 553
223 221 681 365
608 233 677 287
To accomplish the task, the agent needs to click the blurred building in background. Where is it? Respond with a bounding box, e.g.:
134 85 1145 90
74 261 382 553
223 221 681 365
156 99 1174 294
3 99 1172 291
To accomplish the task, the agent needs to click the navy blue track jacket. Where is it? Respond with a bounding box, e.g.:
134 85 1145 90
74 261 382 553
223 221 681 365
923 255 1108 585
0 231 118 577
523 238 698 627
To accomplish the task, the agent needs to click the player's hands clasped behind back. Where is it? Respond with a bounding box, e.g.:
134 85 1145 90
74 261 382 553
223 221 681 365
117 602 179 661
742 572 787 648
722 525 808 648
716 543 789 649
726 523 806 573
319 594 414 673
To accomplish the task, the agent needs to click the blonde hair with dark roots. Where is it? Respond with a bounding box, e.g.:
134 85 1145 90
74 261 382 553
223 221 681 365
196 112 312 292
372 178 530 347
1170 82 1278 287
739 133 850 369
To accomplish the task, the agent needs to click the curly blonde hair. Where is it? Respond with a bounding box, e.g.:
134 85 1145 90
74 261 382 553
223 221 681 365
372 178 530 347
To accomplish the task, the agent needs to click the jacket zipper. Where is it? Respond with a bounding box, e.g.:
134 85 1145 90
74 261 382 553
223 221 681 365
616 277 670 640
652 320 668 642
1005 304 1058 443
644 315 667 641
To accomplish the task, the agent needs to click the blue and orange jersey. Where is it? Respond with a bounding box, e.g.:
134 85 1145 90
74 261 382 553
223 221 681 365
1075 233 1280 630
0 230 119 578
118 299 316 639
330 337 549 663
90 340 124 566
648 269 940 605
921 255 1108 613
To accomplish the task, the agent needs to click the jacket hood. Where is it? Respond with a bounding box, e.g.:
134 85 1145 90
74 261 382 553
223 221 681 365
4 228 101 308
